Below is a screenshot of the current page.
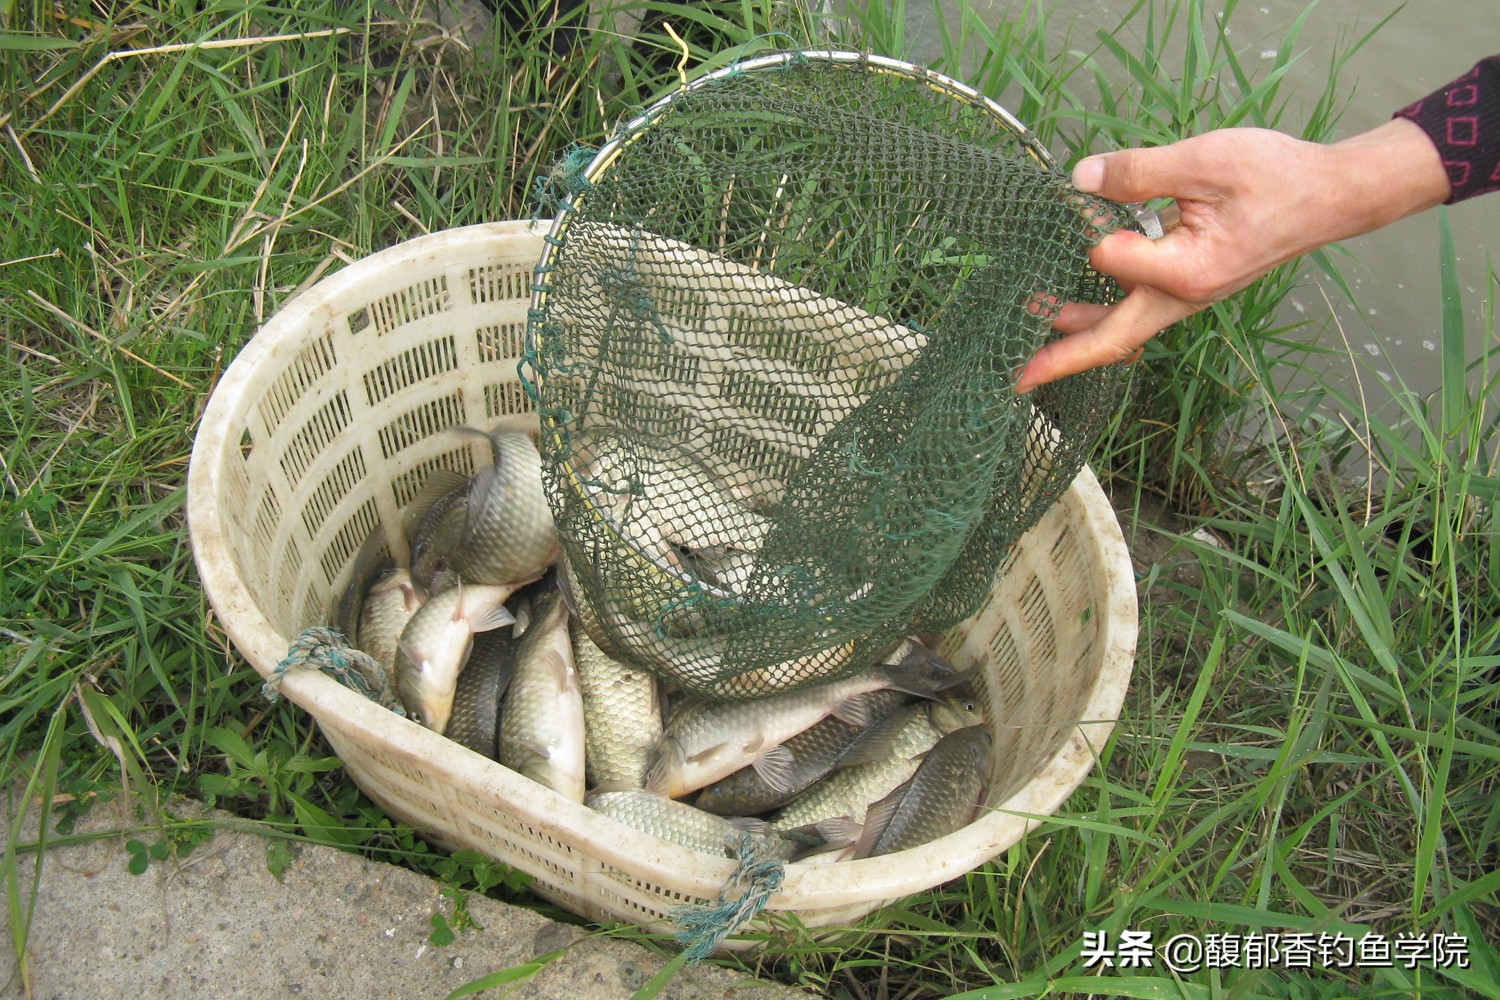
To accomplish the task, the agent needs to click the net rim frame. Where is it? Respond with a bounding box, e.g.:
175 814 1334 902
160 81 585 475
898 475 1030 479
523 50 1064 596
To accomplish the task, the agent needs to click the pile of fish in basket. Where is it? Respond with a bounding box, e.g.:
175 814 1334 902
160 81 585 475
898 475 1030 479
335 423 994 865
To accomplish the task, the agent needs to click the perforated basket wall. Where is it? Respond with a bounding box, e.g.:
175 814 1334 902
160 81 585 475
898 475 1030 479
187 221 1137 947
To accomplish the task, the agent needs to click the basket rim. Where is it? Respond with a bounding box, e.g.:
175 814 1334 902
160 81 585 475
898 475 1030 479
186 220 1137 916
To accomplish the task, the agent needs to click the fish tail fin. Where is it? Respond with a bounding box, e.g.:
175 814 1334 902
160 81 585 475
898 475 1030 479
878 663 951 701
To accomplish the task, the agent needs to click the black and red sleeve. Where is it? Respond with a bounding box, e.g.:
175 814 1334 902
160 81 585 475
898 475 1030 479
1394 56 1500 204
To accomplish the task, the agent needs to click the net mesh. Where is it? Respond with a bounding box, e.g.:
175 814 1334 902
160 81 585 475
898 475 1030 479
524 53 1134 699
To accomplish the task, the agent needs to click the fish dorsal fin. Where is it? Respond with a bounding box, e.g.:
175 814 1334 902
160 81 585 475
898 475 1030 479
751 744 796 794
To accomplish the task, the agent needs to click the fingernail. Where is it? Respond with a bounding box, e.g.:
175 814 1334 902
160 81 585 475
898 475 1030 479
1072 156 1105 193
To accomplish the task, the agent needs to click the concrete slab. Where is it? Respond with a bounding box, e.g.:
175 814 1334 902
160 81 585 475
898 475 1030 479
1 791 806 1000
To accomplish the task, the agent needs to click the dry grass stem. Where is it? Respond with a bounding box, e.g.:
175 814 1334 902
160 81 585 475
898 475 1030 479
391 199 431 234
14 26 368 138
1320 284 1376 521
24 289 192 388
28 381 98 494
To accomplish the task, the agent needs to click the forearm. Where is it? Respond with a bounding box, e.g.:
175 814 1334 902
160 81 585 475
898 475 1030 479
1309 118 1452 244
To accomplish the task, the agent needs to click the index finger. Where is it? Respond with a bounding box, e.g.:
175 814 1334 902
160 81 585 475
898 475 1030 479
1014 285 1198 393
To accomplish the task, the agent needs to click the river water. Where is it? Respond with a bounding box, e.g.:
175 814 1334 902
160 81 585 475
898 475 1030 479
901 0 1500 431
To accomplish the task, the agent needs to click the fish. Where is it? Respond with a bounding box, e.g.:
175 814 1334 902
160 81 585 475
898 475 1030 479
646 664 942 800
449 428 561 586
498 586 586 801
697 633 951 701
394 582 520 734
768 696 986 835
587 448 766 558
559 547 727 680
691 638 859 700
693 689 909 816
853 724 992 858
356 568 426 687
403 469 471 592
333 523 398 644
585 788 796 861
681 546 758 595
444 626 520 760
643 453 771 553
574 622 663 788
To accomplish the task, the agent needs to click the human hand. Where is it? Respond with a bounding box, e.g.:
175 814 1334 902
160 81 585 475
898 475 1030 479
1015 120 1451 392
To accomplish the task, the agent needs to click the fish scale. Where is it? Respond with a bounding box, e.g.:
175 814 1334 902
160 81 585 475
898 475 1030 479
445 628 520 760
647 663 941 799
451 430 561 585
498 587 586 801
394 582 518 735
356 569 425 688
693 689 909 816
585 789 796 861
856 724 992 857
574 623 662 788
404 470 470 592
768 698 984 832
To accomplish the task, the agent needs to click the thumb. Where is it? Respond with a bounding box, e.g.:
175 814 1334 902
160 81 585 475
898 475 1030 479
1072 144 1209 205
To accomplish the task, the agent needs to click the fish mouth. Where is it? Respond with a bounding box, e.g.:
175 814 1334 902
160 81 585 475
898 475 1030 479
401 694 451 736
422 703 452 736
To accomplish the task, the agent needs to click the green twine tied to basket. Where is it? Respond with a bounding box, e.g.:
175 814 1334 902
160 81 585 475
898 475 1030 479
670 832 785 960
264 626 406 717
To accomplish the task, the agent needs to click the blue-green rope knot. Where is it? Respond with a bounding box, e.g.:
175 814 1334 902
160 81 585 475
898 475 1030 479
669 832 785 961
264 626 406 716
532 144 598 216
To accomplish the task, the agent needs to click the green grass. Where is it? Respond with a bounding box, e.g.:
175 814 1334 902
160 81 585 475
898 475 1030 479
3 0 1497 997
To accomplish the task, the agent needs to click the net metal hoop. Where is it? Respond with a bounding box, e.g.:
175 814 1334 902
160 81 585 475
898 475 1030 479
525 50 1060 591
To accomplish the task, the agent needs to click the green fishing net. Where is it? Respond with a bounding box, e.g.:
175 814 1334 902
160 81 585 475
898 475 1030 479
523 51 1137 699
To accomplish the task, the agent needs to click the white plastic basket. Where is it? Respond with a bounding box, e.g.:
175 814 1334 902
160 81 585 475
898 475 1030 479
187 220 1137 947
